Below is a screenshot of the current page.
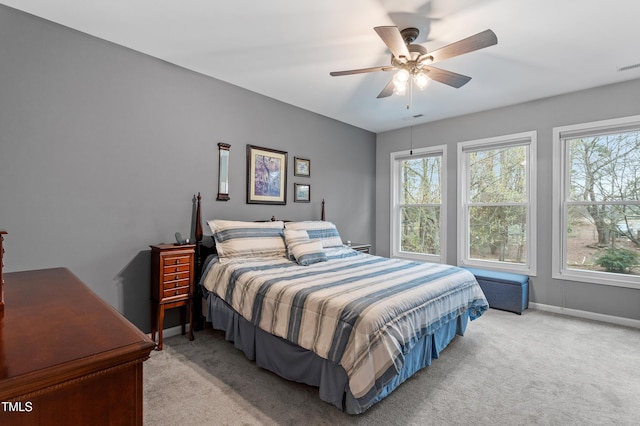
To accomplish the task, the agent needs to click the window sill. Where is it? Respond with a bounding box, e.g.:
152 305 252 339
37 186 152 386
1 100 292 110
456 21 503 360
458 259 536 277
553 269 640 289
392 252 442 263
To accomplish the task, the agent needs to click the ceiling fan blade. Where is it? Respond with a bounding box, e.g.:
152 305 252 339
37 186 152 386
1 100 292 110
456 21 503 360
377 79 395 98
330 65 394 77
426 29 497 64
422 65 471 88
374 26 411 60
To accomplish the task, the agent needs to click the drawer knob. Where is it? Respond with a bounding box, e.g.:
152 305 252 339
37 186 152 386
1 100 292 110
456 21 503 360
175 275 179 280
175 260 179 264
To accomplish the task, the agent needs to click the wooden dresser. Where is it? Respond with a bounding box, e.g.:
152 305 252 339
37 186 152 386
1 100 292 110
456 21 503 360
150 244 195 350
0 229 6 311
0 268 155 425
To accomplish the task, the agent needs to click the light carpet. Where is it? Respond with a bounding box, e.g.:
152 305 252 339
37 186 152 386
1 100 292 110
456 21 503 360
143 309 640 425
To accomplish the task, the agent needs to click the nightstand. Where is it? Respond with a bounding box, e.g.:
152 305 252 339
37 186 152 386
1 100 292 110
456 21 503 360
347 243 371 254
150 243 195 350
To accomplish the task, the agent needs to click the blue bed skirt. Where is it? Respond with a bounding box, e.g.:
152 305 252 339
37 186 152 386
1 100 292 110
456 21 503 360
206 293 470 414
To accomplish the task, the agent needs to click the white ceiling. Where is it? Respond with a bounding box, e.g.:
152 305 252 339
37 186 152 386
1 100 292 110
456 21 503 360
3 0 640 133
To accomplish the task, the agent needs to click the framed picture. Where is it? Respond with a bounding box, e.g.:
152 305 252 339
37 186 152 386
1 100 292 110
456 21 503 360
294 157 310 177
247 145 288 205
294 183 310 202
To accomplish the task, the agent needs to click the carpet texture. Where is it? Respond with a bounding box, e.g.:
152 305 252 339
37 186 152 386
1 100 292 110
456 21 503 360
143 309 640 425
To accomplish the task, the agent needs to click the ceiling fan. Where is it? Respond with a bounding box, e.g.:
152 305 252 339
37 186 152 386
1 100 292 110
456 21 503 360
330 26 497 98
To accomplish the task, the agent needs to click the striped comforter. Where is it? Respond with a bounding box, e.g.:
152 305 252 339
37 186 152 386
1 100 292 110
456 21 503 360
201 246 488 406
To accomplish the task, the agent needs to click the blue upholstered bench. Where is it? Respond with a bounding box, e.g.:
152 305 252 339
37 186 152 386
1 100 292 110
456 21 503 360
462 267 529 314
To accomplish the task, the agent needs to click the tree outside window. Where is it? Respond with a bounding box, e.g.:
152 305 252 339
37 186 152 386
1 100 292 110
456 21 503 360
565 131 640 275
468 145 527 264
400 156 442 255
391 146 446 262
458 132 536 275
553 115 640 288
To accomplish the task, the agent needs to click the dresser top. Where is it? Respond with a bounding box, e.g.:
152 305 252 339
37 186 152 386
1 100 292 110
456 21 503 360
0 268 155 398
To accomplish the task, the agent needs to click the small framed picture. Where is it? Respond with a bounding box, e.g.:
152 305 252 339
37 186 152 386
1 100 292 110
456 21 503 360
294 183 310 202
294 157 310 177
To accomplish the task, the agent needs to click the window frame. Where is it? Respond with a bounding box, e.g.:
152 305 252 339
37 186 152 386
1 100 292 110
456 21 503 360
552 115 640 289
457 131 537 275
390 145 447 263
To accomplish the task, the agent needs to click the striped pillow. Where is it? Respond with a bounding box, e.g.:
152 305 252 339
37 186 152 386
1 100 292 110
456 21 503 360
289 239 327 266
208 219 286 258
285 221 343 248
283 229 310 260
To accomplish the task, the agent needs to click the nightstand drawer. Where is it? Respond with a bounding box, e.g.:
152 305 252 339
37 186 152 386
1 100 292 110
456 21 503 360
162 277 190 290
163 263 191 274
163 285 190 299
162 255 191 266
162 270 190 283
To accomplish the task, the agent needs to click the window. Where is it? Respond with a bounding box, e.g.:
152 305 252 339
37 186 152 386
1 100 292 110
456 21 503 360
458 132 537 275
390 146 446 262
553 115 640 288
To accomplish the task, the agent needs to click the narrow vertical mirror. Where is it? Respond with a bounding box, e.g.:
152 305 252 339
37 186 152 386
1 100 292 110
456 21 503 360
217 142 230 201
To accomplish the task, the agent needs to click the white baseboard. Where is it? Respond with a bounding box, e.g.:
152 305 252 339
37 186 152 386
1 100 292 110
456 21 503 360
529 302 640 329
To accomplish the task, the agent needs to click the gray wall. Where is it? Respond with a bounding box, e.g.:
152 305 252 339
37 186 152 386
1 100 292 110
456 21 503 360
376 78 640 321
0 6 376 332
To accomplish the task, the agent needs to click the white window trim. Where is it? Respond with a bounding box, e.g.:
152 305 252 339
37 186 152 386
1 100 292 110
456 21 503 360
390 145 447 263
457 131 537 275
552 114 640 289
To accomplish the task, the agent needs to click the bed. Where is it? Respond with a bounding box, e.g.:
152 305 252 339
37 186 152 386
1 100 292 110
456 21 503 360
194 199 488 414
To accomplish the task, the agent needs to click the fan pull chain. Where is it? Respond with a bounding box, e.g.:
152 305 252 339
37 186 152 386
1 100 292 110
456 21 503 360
410 126 414 155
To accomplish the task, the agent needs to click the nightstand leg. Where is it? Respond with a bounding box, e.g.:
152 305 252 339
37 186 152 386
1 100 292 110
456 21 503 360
157 304 165 351
188 302 194 341
180 306 186 335
150 301 157 343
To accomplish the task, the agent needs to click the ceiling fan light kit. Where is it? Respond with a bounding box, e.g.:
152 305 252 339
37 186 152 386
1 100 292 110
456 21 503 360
330 25 497 99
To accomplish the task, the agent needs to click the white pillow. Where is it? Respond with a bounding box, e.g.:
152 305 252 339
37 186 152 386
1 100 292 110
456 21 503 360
208 219 286 258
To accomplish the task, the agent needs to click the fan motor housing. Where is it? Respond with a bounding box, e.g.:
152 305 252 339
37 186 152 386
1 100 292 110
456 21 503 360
400 27 420 44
